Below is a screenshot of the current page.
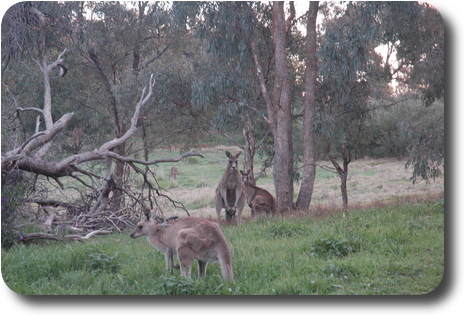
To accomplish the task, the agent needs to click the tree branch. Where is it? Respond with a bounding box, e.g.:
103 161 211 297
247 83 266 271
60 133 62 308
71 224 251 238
100 74 155 152
105 149 204 165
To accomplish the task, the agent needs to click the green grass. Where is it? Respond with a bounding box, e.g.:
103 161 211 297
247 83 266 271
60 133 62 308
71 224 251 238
2 199 444 295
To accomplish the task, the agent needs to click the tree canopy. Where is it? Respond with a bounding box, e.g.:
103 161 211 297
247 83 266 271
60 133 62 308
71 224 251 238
1 1 444 246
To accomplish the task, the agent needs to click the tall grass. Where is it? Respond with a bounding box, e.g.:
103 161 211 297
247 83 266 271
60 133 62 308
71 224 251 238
2 199 443 295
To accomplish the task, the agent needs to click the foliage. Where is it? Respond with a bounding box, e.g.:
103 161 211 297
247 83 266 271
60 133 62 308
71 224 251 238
310 237 360 258
378 2 444 106
366 98 444 184
402 102 444 183
1 171 28 249
268 221 309 238
2 199 444 295
1 1 444 241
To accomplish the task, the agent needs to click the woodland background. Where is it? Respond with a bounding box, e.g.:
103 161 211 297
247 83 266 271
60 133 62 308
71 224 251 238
1 0 444 272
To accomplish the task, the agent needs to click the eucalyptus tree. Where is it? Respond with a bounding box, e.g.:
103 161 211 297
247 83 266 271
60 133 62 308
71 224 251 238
171 1 270 183
315 1 444 207
295 1 319 210
68 1 175 210
1 2 203 242
377 2 444 182
316 2 384 208
174 1 297 211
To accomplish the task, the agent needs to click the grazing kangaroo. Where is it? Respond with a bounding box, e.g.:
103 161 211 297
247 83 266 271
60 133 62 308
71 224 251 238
215 151 246 225
130 210 233 280
240 170 276 217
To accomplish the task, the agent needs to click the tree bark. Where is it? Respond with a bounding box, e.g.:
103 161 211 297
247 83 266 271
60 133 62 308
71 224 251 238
242 115 256 185
296 2 319 210
271 1 294 212
250 2 294 212
328 148 351 208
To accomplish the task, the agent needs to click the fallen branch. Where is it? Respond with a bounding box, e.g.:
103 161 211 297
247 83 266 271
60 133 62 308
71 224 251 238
44 210 57 231
17 229 112 242
105 149 204 166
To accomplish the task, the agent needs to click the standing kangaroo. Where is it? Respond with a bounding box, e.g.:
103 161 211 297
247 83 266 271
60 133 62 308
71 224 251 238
240 170 276 217
215 151 246 225
130 210 233 280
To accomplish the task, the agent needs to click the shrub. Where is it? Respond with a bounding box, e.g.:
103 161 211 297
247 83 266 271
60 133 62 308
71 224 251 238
310 237 360 258
268 221 309 238
85 252 121 274
155 275 195 295
70 246 121 274
1 171 26 249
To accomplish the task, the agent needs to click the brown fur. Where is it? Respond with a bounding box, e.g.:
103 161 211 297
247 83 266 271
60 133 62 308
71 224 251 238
130 213 233 280
240 170 277 217
215 151 246 225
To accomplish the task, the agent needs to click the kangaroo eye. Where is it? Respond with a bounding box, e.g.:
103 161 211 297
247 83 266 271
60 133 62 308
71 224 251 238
138 226 143 230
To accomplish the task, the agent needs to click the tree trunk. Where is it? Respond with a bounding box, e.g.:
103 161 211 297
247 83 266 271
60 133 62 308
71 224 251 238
296 2 319 210
110 142 126 211
250 2 294 212
340 168 348 208
271 2 294 212
242 115 256 185
328 149 350 208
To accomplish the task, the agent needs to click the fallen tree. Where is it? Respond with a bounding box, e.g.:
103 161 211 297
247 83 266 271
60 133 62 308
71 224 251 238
1 6 203 245
2 70 203 243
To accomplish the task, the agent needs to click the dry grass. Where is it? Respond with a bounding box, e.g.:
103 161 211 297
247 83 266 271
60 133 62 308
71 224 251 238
308 157 444 207
158 156 444 220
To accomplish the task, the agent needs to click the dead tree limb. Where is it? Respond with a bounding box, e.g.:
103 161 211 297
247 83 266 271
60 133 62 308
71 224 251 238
17 229 112 243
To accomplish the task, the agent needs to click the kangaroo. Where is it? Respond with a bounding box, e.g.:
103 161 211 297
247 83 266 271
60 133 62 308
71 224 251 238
130 210 233 280
215 151 246 225
240 170 277 217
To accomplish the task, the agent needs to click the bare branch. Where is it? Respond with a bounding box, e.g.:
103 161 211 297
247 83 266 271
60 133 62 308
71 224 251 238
250 37 273 125
17 229 112 242
22 112 74 155
105 149 204 166
16 107 43 114
100 75 155 152
25 199 77 209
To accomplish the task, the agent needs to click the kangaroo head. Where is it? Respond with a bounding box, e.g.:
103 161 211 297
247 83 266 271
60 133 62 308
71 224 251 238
130 210 154 238
240 170 251 184
225 151 241 171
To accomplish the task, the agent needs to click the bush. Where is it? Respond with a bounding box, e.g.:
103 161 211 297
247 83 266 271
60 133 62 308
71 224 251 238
1 171 26 249
310 237 360 258
70 246 121 274
268 221 309 238
155 275 195 295
85 252 121 274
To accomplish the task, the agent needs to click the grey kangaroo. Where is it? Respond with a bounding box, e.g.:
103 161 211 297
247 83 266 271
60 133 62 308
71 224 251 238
215 151 246 225
130 210 233 280
240 170 276 217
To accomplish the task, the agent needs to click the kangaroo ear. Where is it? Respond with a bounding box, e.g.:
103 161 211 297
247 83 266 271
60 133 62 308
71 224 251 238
236 151 242 158
225 151 232 158
144 209 151 221
240 170 244 175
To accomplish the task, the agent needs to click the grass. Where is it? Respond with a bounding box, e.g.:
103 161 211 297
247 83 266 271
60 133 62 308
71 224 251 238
2 198 444 295
127 147 444 220
41 146 444 218
1 148 444 295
